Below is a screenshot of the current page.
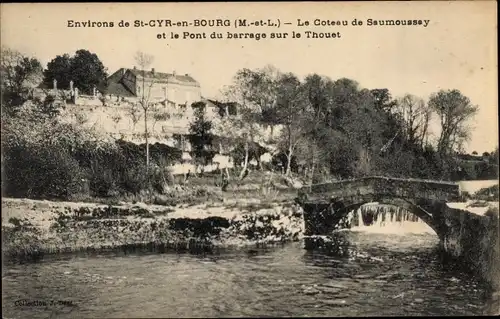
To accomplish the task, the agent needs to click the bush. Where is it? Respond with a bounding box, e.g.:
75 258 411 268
485 207 499 219
88 159 118 197
2 106 176 200
3 143 85 199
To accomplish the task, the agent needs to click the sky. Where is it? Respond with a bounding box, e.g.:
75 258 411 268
1 1 497 153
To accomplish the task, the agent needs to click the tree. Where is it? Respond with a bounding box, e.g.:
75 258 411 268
489 147 499 165
43 50 107 94
189 102 214 173
43 54 72 90
275 73 309 176
394 94 432 148
1 47 43 112
248 65 282 139
428 89 478 179
69 49 108 94
428 89 478 156
220 69 264 180
301 74 336 181
134 51 156 172
126 103 142 130
371 88 397 112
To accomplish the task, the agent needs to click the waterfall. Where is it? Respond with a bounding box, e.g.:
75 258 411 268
357 209 366 227
346 204 434 234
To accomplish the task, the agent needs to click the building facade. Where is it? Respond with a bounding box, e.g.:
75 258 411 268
101 67 202 108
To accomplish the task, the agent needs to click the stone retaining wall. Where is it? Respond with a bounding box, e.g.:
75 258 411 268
1 198 304 262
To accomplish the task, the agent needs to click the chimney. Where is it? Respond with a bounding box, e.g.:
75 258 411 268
185 73 189 76
151 68 155 74
133 66 137 70
173 70 176 76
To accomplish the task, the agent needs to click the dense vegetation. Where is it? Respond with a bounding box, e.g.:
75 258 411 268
214 66 498 183
1 47 498 201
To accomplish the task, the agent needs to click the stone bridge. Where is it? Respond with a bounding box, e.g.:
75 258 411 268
295 176 500 297
295 176 461 238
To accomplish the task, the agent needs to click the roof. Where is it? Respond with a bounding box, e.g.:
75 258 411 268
128 68 198 84
98 80 135 97
100 67 199 97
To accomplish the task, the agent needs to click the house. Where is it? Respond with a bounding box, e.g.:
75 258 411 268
99 67 202 108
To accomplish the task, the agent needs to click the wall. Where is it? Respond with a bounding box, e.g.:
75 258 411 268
136 76 201 107
62 100 278 154
441 205 500 291
303 177 460 203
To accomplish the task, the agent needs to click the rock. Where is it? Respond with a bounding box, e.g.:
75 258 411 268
414 298 424 303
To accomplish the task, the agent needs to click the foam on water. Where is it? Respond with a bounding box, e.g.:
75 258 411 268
347 204 435 235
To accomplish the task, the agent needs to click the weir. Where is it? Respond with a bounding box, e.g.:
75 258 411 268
295 176 500 293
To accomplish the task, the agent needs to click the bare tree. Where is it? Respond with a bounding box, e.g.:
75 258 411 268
395 94 432 147
126 102 142 130
134 51 156 170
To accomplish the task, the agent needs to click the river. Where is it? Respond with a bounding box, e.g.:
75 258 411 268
1 208 493 318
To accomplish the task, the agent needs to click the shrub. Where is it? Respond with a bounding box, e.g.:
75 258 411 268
88 159 117 197
485 207 499 219
3 143 84 199
2 100 181 200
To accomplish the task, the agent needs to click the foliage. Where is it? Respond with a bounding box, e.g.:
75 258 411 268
189 102 215 166
274 72 310 175
1 44 491 203
3 142 85 198
43 49 108 94
220 65 484 182
219 71 265 179
43 54 72 90
428 89 479 156
1 99 178 200
1 47 43 114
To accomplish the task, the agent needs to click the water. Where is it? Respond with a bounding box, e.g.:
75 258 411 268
2 207 493 318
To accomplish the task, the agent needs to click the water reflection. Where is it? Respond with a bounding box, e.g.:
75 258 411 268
2 206 496 318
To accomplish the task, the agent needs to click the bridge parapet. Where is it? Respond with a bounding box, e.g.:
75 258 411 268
299 176 460 203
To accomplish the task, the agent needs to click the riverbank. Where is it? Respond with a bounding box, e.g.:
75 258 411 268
1 197 305 262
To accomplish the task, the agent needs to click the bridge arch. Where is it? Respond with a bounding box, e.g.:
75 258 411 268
328 195 440 235
297 176 459 240
299 195 447 240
